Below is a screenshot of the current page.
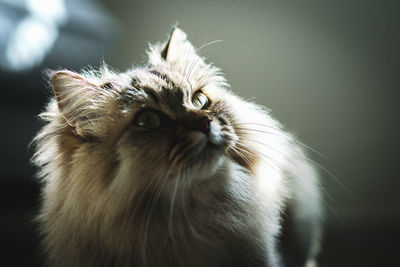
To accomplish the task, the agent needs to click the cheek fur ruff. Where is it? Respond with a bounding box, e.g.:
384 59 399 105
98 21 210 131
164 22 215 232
32 27 322 267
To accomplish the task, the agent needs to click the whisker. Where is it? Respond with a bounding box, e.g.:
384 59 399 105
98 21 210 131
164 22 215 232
305 156 351 195
178 167 199 239
225 136 282 174
294 140 327 160
195 39 224 53
234 129 349 216
183 36 214 81
126 157 167 264
186 56 203 82
129 157 165 217
168 168 181 236
323 189 335 204
320 195 347 228
234 123 327 159
141 165 172 263
229 146 254 170
235 127 287 138
186 39 224 83
233 122 282 131
234 141 282 174
237 135 287 156
236 129 326 167
236 137 346 194
182 42 200 87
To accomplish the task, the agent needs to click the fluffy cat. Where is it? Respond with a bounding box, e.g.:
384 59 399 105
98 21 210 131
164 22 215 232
32 27 322 267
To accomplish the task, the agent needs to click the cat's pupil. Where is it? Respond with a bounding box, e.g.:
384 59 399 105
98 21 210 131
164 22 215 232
192 91 209 109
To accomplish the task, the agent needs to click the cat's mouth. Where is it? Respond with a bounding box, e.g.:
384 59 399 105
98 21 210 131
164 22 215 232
168 121 229 170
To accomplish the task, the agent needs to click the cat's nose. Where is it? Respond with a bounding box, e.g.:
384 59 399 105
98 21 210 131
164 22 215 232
194 115 211 134
187 114 211 134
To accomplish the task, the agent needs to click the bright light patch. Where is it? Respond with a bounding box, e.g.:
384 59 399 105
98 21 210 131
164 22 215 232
27 0 67 24
5 18 57 71
1 0 67 71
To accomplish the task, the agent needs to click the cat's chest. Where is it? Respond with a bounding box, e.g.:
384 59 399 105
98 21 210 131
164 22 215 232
134 190 268 267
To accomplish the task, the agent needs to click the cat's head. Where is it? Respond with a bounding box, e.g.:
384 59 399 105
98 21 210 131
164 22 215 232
40 28 264 197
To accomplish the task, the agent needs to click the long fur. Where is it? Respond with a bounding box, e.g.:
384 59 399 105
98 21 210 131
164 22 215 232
32 27 322 267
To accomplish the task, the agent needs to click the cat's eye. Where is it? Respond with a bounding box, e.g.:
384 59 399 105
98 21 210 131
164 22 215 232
192 91 210 109
135 111 161 129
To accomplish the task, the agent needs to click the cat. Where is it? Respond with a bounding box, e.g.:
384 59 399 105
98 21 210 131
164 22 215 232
32 27 322 267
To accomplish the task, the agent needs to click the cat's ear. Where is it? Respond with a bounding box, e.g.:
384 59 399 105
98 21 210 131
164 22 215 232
50 70 103 137
161 27 196 63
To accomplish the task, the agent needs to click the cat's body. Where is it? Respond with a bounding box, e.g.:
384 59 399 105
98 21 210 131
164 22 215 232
32 28 321 267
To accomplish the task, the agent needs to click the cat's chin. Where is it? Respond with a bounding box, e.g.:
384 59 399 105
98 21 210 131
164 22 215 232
180 139 227 180
173 120 229 174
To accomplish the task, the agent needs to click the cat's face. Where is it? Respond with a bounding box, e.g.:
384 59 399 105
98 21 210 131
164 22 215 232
118 69 237 177
49 28 251 190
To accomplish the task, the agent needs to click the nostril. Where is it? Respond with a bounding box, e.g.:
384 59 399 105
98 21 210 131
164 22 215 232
192 115 211 134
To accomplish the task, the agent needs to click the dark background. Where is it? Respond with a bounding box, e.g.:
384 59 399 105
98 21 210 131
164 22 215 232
1 0 399 266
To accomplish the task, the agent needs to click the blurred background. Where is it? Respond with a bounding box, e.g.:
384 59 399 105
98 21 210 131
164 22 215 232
1 0 399 266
